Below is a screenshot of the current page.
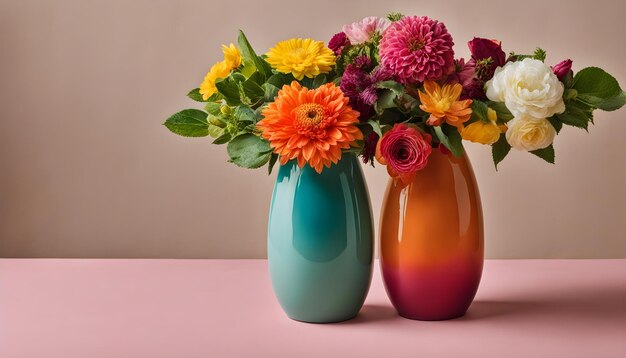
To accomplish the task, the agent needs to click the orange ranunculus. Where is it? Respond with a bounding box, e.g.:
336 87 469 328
257 81 362 173
418 81 473 128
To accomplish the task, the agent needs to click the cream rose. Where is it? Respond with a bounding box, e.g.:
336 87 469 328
505 115 556 151
486 58 565 118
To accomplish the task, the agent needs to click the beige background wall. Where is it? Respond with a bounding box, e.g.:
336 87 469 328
1 0 625 258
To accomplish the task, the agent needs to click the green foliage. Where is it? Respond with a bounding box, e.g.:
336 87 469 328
509 47 547 62
312 74 327 89
434 124 464 157
487 101 514 121
215 76 242 106
237 30 272 80
470 100 490 123
227 133 272 168
491 134 511 170
387 12 404 21
163 109 209 137
547 116 563 134
374 90 398 114
212 132 232 145
530 145 555 164
204 102 222 116
377 80 404 96
554 67 625 132
572 67 626 111
187 88 207 102
367 119 382 137
267 153 279 175
556 100 593 130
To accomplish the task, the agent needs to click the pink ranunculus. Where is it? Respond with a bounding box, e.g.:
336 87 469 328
380 16 455 84
342 16 391 44
375 123 432 185
552 59 573 80
328 32 350 55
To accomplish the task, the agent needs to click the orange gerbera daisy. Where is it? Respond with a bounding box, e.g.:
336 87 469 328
257 81 362 173
418 81 473 128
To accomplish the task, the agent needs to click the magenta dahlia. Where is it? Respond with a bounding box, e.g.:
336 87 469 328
380 16 455 84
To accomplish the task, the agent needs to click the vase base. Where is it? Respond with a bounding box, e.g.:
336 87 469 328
287 313 358 324
397 310 467 321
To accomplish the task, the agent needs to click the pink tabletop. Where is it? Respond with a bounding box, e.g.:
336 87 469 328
1 259 625 357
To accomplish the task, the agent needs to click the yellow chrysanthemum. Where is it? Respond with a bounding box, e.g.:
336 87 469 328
199 61 231 100
222 43 242 69
265 38 336 80
460 108 503 145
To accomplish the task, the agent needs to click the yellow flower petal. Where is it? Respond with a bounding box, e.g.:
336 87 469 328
265 38 336 79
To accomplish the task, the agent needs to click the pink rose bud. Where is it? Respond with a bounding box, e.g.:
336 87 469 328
552 59 573 80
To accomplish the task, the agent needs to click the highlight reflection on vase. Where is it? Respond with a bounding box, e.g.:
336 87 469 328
379 150 484 321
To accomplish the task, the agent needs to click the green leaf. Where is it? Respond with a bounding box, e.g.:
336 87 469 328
237 30 272 80
234 106 258 124
240 59 257 78
163 109 209 137
267 153 279 175
470 100 489 122
204 102 222 116
547 116 563 134
530 145 555 164
488 101 514 121
377 80 405 95
557 100 593 130
227 133 272 168
533 48 546 62
374 89 397 114
212 132 232 145
263 83 280 102
434 124 464 157
491 134 511 170
572 67 624 110
208 124 225 138
215 77 242 106
367 120 382 138
242 75 265 104
577 91 626 112
312 75 327 89
187 88 207 102
267 73 293 88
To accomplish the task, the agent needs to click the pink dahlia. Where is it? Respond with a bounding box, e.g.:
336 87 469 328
380 16 455 84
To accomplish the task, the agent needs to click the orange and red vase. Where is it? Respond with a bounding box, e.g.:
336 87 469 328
379 150 484 320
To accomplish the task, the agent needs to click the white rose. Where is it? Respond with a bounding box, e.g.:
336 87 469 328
486 58 565 118
505 115 556 151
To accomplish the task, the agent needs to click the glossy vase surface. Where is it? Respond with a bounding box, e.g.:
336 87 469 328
380 150 483 320
267 155 374 323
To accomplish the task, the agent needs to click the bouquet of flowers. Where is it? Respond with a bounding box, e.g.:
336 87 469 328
164 13 625 183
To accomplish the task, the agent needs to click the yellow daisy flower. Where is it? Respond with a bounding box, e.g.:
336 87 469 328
199 61 231 100
265 38 336 80
222 43 242 69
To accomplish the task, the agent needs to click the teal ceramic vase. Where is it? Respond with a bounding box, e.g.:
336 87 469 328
267 154 374 323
